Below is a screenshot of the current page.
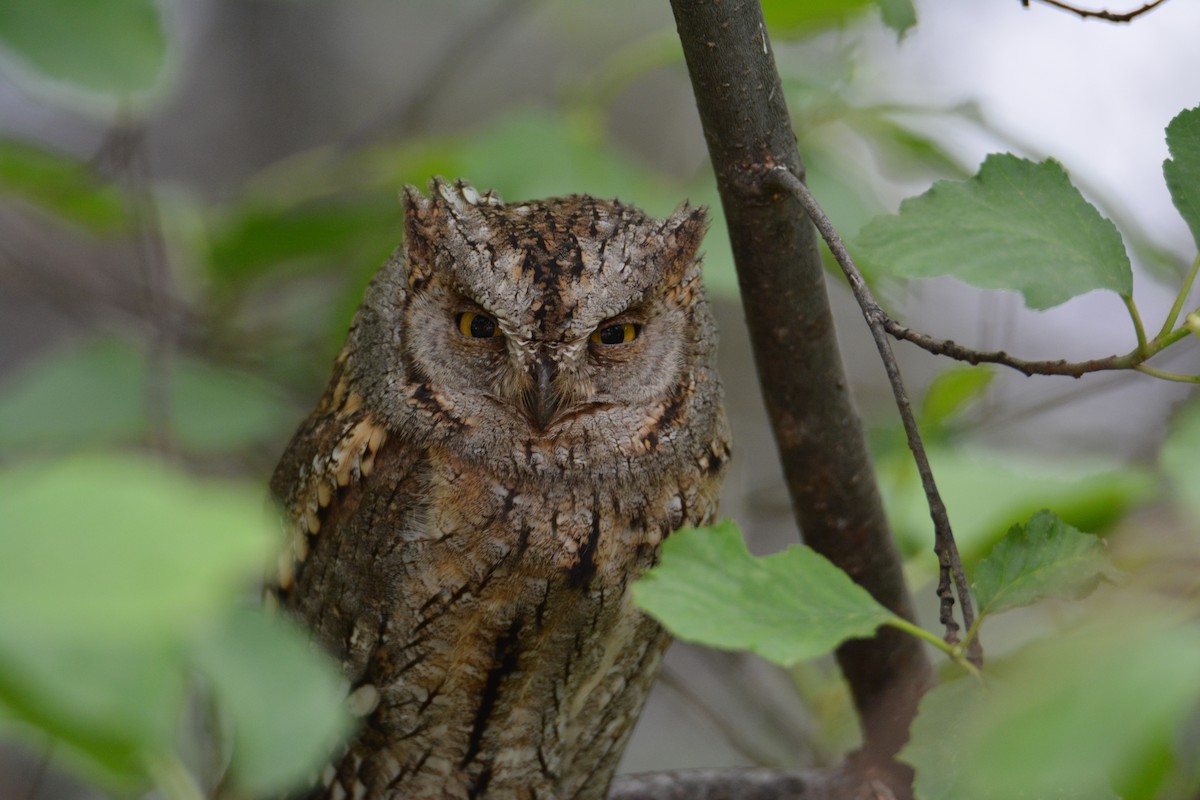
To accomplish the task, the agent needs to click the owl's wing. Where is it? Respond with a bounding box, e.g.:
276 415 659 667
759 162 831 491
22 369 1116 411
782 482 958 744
269 350 412 607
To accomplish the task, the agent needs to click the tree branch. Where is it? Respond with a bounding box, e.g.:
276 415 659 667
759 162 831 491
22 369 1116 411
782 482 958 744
1021 0 1171 23
883 321 1137 377
669 0 933 764
765 168 980 663
610 766 898 800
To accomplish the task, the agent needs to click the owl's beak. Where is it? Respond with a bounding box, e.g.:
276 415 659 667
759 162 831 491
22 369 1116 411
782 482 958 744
528 353 561 431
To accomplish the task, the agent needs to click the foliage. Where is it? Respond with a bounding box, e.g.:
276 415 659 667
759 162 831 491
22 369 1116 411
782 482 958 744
760 0 915 36
0 0 165 94
0 457 350 798
633 522 904 665
857 154 1133 310
903 612 1200 800
636 506 1199 798
0 338 298 458
970 510 1119 619
1164 106 1200 252
0 140 130 230
1 1 1198 799
636 102 1200 798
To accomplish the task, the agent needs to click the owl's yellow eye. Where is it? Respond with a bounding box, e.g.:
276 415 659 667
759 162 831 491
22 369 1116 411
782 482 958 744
457 311 501 338
591 322 640 346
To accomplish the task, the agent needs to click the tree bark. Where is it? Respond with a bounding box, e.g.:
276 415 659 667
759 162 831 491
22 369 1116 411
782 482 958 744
610 765 900 800
668 0 932 765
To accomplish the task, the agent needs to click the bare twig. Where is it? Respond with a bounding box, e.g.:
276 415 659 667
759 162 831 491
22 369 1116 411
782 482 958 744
765 166 982 666
1021 0 1171 22
883 320 1137 377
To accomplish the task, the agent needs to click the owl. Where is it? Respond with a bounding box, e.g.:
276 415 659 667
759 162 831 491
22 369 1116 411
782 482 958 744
269 178 731 800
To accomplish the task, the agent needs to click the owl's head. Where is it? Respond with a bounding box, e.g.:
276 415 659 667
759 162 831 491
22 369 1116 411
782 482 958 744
354 178 723 480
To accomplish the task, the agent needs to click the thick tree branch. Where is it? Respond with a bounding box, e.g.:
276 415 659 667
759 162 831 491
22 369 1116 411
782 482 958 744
669 0 932 767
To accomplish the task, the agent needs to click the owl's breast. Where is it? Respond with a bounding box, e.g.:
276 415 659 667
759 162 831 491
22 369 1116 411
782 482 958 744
305 438 722 799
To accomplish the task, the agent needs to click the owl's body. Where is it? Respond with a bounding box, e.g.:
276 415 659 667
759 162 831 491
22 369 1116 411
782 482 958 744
271 179 729 800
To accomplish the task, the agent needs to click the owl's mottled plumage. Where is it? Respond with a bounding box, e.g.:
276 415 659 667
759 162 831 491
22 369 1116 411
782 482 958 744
270 179 730 800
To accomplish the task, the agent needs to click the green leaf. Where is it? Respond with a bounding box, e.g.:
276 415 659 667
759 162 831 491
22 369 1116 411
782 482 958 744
904 610 1200 799
857 154 1133 310
0 0 166 93
1160 397 1200 516
972 511 1116 619
0 639 185 792
171 358 299 456
1163 105 1200 252
633 522 898 665
920 366 993 431
0 339 146 450
0 455 275 789
876 0 917 36
193 609 352 796
0 338 297 456
760 0 912 36
206 198 398 286
0 456 273 643
879 443 1155 568
0 140 129 230
762 0 872 32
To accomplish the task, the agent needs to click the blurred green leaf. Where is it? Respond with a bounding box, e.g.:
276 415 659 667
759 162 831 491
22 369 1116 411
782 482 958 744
206 197 399 286
973 511 1117 620
762 0 914 37
0 455 274 790
761 0 875 35
0 339 145 449
876 0 917 36
852 115 969 182
919 366 993 432
1163 105 1200 252
634 522 899 665
880 445 1155 567
1160 397 1200 516
0 639 184 792
171 358 300 456
449 109 680 214
0 140 129 230
904 609 1200 799
0 0 166 93
193 609 351 796
0 338 297 456
0 456 273 642
857 154 1133 310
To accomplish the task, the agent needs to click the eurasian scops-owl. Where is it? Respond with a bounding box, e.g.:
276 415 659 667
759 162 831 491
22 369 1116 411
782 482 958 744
270 178 730 800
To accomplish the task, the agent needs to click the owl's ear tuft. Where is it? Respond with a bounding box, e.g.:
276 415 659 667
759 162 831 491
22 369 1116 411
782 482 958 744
659 203 709 281
400 185 439 291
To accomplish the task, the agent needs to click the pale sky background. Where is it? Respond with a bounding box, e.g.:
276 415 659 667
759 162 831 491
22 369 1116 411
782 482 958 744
846 0 1200 458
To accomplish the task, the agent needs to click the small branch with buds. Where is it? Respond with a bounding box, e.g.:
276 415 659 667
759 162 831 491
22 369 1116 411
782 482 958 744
1021 0 1171 23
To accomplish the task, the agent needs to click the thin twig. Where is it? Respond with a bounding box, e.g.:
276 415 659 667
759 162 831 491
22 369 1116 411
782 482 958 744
765 166 981 665
882 320 1138 377
1158 253 1200 339
1021 0 1170 22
